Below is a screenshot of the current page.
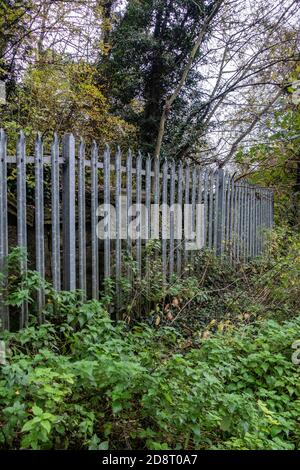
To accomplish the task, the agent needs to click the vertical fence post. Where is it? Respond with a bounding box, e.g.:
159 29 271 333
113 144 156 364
176 162 183 275
135 152 142 318
62 133 76 291
184 163 190 267
267 192 270 229
264 190 268 248
162 159 168 283
249 185 253 258
225 173 230 253
203 170 209 248
169 160 176 278
260 189 265 253
0 129 9 330
236 183 242 263
196 169 204 265
16 131 28 328
250 185 255 258
213 170 219 253
232 179 237 261
241 183 245 260
115 147 122 317
126 149 132 284
51 134 61 291
244 182 249 260
271 190 274 228
262 189 266 251
90 141 99 299
208 170 214 250
269 192 272 228
35 133 45 321
264 190 268 247
216 168 225 256
242 184 247 261
104 145 111 280
221 170 226 255
145 155 152 243
254 189 257 257
257 188 260 252
248 185 252 258
260 189 263 253
136 151 142 283
145 154 152 311
152 157 160 244
78 138 86 297
247 183 251 259
191 166 197 268
229 175 235 260
257 189 262 255
254 189 259 257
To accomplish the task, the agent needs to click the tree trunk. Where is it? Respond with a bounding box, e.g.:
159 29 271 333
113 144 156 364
153 0 223 161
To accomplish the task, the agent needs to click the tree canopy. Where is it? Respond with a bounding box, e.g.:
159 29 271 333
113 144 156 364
0 0 299 205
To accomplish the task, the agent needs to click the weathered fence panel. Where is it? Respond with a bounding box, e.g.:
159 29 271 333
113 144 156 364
62 133 76 292
91 141 99 299
104 144 111 280
16 131 28 328
0 130 275 329
34 133 45 320
51 134 61 292
78 138 87 297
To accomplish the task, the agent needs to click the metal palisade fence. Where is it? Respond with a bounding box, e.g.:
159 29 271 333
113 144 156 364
0 130 274 329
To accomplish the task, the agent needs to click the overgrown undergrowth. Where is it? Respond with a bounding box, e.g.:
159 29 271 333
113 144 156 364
0 227 299 450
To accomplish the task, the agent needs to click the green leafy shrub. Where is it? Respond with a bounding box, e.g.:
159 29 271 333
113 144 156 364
0 229 299 450
0 301 299 450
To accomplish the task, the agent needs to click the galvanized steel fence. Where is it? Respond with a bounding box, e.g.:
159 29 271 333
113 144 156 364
0 130 274 329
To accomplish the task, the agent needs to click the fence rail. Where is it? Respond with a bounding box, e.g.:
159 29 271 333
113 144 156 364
0 130 274 329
